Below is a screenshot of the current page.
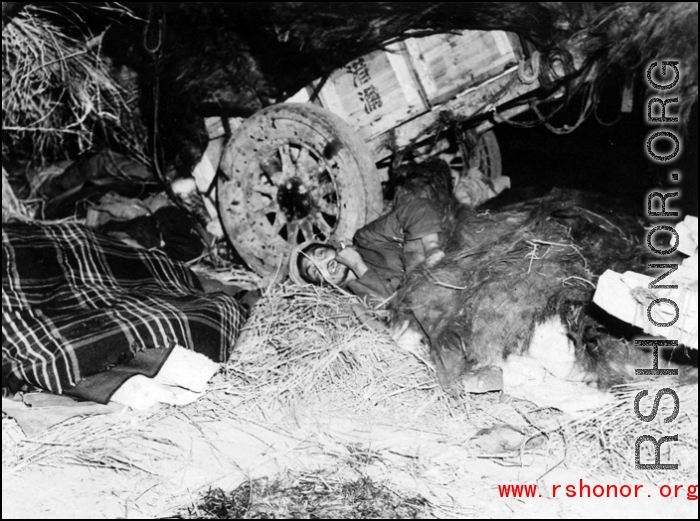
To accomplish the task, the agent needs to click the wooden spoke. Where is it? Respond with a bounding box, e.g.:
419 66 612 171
279 144 295 179
249 200 279 220
314 183 336 199
295 147 312 182
260 211 287 237
273 211 288 231
251 182 278 197
217 103 383 278
296 146 311 168
260 155 284 186
308 162 329 182
299 219 316 241
286 220 301 244
317 199 339 216
312 213 333 235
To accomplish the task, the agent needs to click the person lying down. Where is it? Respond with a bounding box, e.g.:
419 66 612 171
288 194 504 394
291 197 445 303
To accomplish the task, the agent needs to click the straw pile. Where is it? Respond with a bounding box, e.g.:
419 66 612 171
2 5 147 167
188 256 266 293
191 283 697 508
563 380 698 484
218 282 437 417
201 282 560 478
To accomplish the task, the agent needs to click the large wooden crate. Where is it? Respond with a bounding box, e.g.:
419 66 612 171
403 30 519 106
311 43 427 141
288 30 522 143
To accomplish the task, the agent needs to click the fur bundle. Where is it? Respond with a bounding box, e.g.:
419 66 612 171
391 184 650 391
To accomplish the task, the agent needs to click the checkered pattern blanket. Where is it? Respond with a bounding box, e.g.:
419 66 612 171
2 222 245 403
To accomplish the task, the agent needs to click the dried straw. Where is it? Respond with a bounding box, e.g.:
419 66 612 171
2 278 695 501
216 282 439 418
189 262 266 293
199 282 563 478
562 380 698 484
204 282 697 488
3 410 175 474
2 5 148 167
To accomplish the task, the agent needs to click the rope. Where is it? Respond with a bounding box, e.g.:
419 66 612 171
143 3 164 55
141 2 186 212
517 50 541 84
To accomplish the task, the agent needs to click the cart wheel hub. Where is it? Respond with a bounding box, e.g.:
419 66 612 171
218 103 382 278
277 177 312 221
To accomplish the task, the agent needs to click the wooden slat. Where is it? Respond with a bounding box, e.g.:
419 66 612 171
404 30 518 106
369 67 537 161
316 46 427 141
291 30 531 163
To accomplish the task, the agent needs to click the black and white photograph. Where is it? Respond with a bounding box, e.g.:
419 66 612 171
2 2 697 518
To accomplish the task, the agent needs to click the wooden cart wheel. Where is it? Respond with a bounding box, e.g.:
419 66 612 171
440 129 502 185
218 103 383 278
468 130 502 181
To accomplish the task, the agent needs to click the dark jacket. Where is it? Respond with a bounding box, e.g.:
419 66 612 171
344 198 442 303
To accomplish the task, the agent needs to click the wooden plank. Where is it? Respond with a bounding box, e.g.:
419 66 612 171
316 46 427 141
404 30 518 106
385 43 427 114
369 67 537 161
473 103 531 134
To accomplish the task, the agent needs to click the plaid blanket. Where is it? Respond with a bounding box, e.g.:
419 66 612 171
2 222 246 403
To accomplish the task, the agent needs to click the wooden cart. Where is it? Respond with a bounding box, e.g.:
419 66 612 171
216 29 542 278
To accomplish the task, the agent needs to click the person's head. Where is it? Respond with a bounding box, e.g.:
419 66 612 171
296 242 350 286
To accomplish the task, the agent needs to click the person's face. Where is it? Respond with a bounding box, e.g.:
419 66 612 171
300 246 349 286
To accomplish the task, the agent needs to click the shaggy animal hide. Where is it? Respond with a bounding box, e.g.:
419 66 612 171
391 176 654 391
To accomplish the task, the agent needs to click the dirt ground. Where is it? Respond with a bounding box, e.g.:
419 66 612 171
3 407 697 519
2 297 698 520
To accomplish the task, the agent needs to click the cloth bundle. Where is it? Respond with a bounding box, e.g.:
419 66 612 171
2 222 246 404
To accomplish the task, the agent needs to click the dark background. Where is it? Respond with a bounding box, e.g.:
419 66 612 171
496 98 698 219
